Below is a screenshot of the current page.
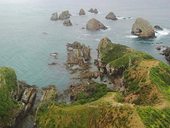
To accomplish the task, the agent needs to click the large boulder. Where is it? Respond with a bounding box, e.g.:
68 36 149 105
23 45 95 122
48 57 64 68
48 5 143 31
79 8 86 15
131 18 155 38
63 19 72 26
59 10 71 20
105 12 117 20
50 12 58 21
86 18 107 31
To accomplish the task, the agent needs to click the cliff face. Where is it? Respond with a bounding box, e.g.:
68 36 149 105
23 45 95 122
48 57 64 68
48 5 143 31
0 67 20 127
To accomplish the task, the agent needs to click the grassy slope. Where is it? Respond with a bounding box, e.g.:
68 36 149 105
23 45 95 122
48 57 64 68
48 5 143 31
37 38 170 128
98 38 170 128
36 92 145 128
0 67 20 127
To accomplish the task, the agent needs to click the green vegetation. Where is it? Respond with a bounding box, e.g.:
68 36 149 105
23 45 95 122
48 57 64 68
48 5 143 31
74 82 108 104
137 107 170 128
36 39 170 128
0 67 20 127
150 62 170 100
36 93 145 128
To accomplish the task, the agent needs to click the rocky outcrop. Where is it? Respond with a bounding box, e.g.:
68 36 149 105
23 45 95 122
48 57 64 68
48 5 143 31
80 71 101 80
86 18 107 31
105 12 117 20
66 41 91 68
51 10 71 21
155 45 170 62
63 19 72 26
154 25 163 31
162 47 170 62
131 18 155 38
50 12 58 21
59 10 71 20
79 8 86 15
41 85 57 101
88 8 98 14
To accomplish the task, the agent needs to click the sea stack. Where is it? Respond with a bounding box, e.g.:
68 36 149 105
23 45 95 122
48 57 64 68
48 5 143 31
131 18 155 38
50 12 58 21
105 12 117 20
59 10 71 20
63 19 72 26
79 8 86 15
88 8 98 14
86 18 107 31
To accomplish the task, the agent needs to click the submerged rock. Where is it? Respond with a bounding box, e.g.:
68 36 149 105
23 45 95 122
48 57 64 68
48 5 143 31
79 8 86 15
154 25 163 31
86 18 107 31
131 18 155 38
50 12 58 21
59 10 71 20
63 19 72 26
105 12 117 20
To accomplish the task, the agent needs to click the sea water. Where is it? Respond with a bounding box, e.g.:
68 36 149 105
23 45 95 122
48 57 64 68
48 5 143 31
0 0 170 90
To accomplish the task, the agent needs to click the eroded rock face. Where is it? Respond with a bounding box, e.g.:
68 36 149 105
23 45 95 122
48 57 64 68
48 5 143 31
66 41 91 68
105 12 117 20
86 18 107 31
59 10 71 20
63 19 72 26
79 8 86 15
131 18 155 38
88 8 98 14
50 12 58 21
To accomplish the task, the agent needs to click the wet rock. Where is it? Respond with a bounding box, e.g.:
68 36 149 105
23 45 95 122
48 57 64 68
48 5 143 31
162 47 170 62
154 25 163 31
131 18 155 38
63 19 72 26
86 18 107 31
88 8 98 14
105 12 117 20
50 12 58 21
59 10 71 20
79 8 86 15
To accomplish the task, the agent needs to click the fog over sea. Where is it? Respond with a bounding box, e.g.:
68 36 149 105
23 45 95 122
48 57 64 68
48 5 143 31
0 0 170 90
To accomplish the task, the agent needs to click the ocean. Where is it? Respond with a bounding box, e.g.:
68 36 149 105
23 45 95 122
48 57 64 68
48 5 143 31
0 0 170 90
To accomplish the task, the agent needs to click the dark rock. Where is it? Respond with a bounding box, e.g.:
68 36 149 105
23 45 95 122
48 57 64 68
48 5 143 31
63 19 72 26
50 12 58 21
86 18 107 31
88 8 98 14
131 18 155 38
59 10 71 20
154 25 163 31
79 8 86 15
105 12 117 20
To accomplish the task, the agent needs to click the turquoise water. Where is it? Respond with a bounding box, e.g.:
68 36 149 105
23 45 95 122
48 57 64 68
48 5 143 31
0 0 170 90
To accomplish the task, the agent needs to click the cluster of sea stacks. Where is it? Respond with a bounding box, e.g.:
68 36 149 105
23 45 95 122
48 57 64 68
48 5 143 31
50 8 118 30
50 9 165 40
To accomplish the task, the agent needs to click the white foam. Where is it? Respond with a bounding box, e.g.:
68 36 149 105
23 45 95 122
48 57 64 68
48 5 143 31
155 28 170 37
125 35 138 39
